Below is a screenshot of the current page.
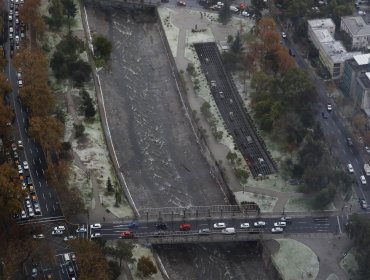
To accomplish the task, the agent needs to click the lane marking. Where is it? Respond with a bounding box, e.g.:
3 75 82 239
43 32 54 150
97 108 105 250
337 216 342 234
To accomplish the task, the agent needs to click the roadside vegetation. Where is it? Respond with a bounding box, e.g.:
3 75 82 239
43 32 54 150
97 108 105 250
346 214 370 279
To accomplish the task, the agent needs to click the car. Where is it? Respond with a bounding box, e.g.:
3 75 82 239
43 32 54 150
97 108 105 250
21 210 27 219
76 226 87 233
23 161 29 170
347 138 353 147
213 222 226 229
240 223 250 229
241 11 249 17
90 223 102 229
17 140 23 148
361 175 367 185
359 199 367 209
120 231 135 238
18 79 23 88
365 146 370 154
280 216 292 223
229 5 238 12
128 221 139 229
358 10 366 15
179 223 191 231
211 80 216 88
52 230 64 235
54 225 66 231
155 223 167 230
9 33 13 39
64 236 77 241
8 15 12 21
9 27 14 33
66 264 75 276
31 194 37 202
18 165 23 175
91 233 101 239
25 199 31 208
271 227 284 233
28 208 34 217
288 48 296 57
253 221 266 227
198 228 210 235
321 111 327 119
348 164 354 173
217 1 224 6
281 31 287 39
70 253 76 262
26 176 33 186
327 103 332 112
11 143 17 151
177 1 186 6
33 234 45 240
274 221 287 227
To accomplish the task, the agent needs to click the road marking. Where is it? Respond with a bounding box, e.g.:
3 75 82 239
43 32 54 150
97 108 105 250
337 216 342 234
36 147 38 152
49 192 52 198
39 182 41 187
53 204 55 211
46 204 49 212
30 149 32 154
39 158 42 164
33 159 35 165
36 170 38 176
42 193 45 199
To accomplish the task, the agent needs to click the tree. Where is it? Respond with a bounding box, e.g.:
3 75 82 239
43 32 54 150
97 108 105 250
0 101 14 138
48 0 64 29
107 177 113 192
251 0 268 19
80 89 96 118
137 256 158 278
74 123 85 138
62 0 77 30
226 152 238 164
230 32 244 54
108 260 121 280
20 84 54 117
29 116 65 159
107 241 134 267
352 112 367 132
0 73 12 96
218 1 232 25
93 35 113 63
70 239 110 280
234 168 249 184
200 102 211 118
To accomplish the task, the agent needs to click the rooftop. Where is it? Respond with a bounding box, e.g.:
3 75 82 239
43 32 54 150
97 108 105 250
341 16 370 36
358 72 370 88
322 41 361 63
354 53 370 65
308 18 335 30
313 29 334 44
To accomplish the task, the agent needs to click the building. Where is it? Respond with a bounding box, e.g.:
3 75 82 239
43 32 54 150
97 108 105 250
320 41 361 79
341 53 370 99
340 16 370 50
308 18 336 40
355 72 370 116
307 18 361 79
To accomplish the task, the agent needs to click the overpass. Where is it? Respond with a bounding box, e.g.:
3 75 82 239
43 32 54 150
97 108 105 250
83 0 160 8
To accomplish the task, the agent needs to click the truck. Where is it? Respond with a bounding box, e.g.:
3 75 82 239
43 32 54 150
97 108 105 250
364 164 370 176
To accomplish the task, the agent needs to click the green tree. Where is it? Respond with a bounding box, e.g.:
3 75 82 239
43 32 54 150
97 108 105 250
62 0 77 30
234 168 249 184
48 0 64 29
226 152 238 164
137 256 158 278
107 177 113 192
93 35 113 64
230 32 243 54
108 260 121 280
108 241 134 268
200 102 211 119
251 0 268 19
218 1 232 25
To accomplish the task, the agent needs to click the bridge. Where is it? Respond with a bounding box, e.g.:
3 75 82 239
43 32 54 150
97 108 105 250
92 207 342 244
83 0 161 8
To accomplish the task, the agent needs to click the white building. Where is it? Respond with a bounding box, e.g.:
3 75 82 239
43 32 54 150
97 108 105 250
341 16 370 50
307 18 361 79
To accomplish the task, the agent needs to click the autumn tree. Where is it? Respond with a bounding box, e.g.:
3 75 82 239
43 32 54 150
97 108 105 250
19 0 45 43
29 116 65 158
106 241 134 268
137 256 158 278
0 101 14 138
0 163 26 227
70 239 110 280
352 112 367 133
20 84 55 117
0 48 7 70
0 73 12 96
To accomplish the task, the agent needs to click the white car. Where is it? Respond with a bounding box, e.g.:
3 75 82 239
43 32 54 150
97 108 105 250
229 5 238 12
217 1 224 6
254 221 266 227
23 161 29 170
21 210 27 219
358 10 366 15
361 175 367 185
90 223 102 229
241 11 249 17
365 146 370 154
327 103 332 112
64 236 77 241
281 31 287 38
9 27 14 33
240 223 250 229
91 233 101 239
52 230 64 235
213 222 226 229
76 226 87 233
271 227 284 233
18 79 23 88
274 221 286 227
17 140 23 148
28 208 34 217
54 225 66 231
33 234 45 240
347 164 354 173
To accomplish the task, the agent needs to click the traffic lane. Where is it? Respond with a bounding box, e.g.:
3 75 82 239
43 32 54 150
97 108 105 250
97 216 338 236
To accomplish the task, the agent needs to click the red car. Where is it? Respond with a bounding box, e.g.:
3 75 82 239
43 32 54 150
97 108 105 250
121 231 134 239
179 224 191 231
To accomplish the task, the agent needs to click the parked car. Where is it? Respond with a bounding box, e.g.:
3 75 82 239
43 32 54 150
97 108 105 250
52 230 63 236
240 223 250 229
281 31 287 39
76 226 87 233
179 223 191 231
177 1 186 6
359 199 367 209
33 234 45 240
361 175 367 185
128 221 139 229
347 164 354 173
91 233 101 239
327 103 332 112
347 138 353 147
23 161 29 170
198 228 210 235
